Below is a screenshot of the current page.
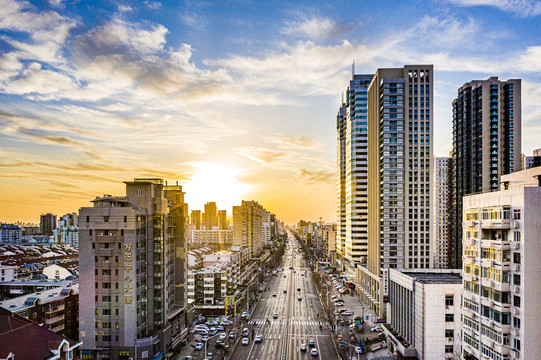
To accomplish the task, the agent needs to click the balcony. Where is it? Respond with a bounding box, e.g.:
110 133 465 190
480 219 511 230
45 304 65 313
463 220 479 228
47 323 65 332
45 314 65 324
96 234 119 243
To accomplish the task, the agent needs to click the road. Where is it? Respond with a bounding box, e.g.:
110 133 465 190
232 236 339 360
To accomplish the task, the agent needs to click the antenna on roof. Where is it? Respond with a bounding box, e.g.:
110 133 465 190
352 60 355 79
341 92 344 104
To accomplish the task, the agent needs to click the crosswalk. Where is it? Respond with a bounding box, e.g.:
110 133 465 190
248 319 325 326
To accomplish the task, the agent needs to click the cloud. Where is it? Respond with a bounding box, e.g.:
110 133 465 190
235 147 288 164
296 168 334 184
278 135 316 149
413 15 478 48
282 16 362 41
117 4 133 12
144 1 162 10
445 0 541 17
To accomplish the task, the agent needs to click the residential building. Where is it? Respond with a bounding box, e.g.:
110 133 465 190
217 210 228 230
191 210 201 230
40 213 57 236
461 167 541 360
433 156 454 269
0 224 21 243
336 74 374 272
0 283 80 340
202 202 217 230
78 178 188 360
233 201 266 258
190 229 233 246
360 65 434 317
384 269 462 359
262 211 271 247
0 307 82 360
521 147 541 170
453 77 521 268
54 214 79 247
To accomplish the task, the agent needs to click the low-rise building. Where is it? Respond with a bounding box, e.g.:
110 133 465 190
0 283 79 340
190 229 233 246
0 306 81 359
384 269 462 360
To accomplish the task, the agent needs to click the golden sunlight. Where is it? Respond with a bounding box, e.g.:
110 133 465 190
183 162 255 211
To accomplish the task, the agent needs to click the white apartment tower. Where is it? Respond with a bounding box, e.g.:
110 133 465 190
461 167 541 360
336 74 374 264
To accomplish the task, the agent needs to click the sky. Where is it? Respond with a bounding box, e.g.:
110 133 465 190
1 0 541 225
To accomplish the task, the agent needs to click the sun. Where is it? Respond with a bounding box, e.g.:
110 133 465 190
183 162 254 212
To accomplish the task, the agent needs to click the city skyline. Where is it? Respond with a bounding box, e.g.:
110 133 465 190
2 0 541 224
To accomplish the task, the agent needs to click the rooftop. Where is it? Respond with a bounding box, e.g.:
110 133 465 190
403 271 462 284
0 284 79 313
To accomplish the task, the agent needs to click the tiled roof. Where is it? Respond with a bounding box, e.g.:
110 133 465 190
0 307 80 360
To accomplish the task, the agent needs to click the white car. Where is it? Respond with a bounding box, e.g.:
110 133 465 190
311 348 319 356
195 343 203 350
355 347 362 354
242 337 250 345
255 335 262 343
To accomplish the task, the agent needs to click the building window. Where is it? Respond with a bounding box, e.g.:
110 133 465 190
445 295 454 306
445 329 454 338
104 216 109 222
445 345 454 353
513 209 521 220
514 295 521 308
513 317 520 328
514 339 521 351
445 314 454 322
86 216 89 222
513 274 521 286
513 253 521 264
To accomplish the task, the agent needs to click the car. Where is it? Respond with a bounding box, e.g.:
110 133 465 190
229 331 237 339
371 326 381 332
219 332 227 340
241 311 248 319
242 328 250 337
201 336 209 343
255 335 262 343
300 344 307 351
185 356 193 360
355 347 362 354
308 339 315 347
209 327 217 335
273 313 278 319
342 311 353 316
215 325 224 331
311 348 319 356
335 302 344 306
273 292 277 297
338 308 349 313
331 295 340 300
242 337 250 345
298 296 302 301
283 289 287 293
195 343 203 350
206 352 213 359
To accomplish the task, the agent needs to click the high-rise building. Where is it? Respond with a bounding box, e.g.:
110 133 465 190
202 202 217 230
359 65 434 316
452 77 521 268
461 167 541 360
433 156 454 269
79 178 187 360
232 200 265 258
40 213 57 235
191 210 201 230
0 224 21 243
522 147 541 170
217 210 227 230
336 74 374 272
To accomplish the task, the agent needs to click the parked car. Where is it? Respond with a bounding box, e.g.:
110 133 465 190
229 331 237 339
255 335 262 343
342 311 353 316
242 337 250 345
195 343 203 350
371 326 381 332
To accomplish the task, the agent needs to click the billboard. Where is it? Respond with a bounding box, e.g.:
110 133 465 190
224 295 235 315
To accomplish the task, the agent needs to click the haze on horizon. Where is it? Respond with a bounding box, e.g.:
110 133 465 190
1 0 541 224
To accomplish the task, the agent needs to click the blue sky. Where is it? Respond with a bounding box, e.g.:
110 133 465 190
1 0 541 223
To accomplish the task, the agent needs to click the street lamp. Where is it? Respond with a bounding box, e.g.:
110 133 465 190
204 332 222 360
